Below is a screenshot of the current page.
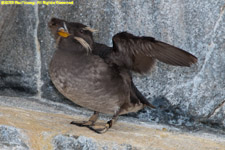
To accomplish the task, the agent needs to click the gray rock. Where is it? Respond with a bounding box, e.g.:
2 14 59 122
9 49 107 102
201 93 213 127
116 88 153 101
53 134 137 150
53 135 97 150
0 5 39 96
0 0 224 131
0 125 29 150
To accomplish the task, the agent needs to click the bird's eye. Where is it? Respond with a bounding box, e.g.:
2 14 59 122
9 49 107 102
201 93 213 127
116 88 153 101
80 29 84 33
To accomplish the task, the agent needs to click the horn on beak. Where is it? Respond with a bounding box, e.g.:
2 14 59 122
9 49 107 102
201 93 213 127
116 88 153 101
57 22 70 38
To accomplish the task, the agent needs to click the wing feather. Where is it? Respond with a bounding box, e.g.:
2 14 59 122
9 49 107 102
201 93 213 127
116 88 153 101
111 32 197 73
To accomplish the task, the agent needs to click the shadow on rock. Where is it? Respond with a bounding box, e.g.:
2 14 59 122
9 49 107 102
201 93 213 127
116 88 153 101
124 96 225 134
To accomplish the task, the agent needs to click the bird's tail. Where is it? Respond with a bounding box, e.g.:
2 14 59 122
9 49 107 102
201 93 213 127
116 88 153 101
131 81 155 109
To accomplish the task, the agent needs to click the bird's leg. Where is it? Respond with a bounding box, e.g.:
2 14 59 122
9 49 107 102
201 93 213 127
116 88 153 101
70 111 99 127
89 112 120 134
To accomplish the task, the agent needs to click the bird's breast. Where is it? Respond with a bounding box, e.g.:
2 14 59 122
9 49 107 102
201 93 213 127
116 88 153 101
49 50 124 114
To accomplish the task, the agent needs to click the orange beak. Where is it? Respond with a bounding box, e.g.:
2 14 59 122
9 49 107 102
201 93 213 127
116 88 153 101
57 28 70 38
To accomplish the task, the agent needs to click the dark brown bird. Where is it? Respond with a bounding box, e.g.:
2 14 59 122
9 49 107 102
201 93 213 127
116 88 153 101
48 18 197 133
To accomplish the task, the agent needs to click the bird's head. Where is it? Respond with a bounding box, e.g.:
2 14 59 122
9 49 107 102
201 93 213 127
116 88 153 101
48 18 97 53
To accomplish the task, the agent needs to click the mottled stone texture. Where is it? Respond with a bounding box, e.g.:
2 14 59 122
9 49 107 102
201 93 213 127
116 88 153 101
53 135 98 150
0 0 225 131
0 5 38 96
53 135 136 150
0 125 29 150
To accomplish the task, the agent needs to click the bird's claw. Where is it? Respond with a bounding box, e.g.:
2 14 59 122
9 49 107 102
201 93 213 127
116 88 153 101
70 120 94 127
88 123 110 134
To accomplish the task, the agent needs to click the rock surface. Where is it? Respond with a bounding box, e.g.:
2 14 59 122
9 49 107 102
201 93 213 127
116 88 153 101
0 5 38 96
0 96 225 150
0 125 29 150
0 0 225 141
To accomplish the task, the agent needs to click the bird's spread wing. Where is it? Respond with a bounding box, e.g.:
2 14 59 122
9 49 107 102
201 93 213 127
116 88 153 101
111 32 198 73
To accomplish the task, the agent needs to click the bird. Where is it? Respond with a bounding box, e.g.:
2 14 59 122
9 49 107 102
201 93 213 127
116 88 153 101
48 18 197 134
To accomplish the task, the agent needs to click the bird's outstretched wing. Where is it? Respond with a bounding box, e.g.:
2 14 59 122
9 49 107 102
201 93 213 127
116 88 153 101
111 32 197 73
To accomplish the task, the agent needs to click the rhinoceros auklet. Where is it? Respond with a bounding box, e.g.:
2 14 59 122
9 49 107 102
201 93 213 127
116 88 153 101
48 18 197 133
